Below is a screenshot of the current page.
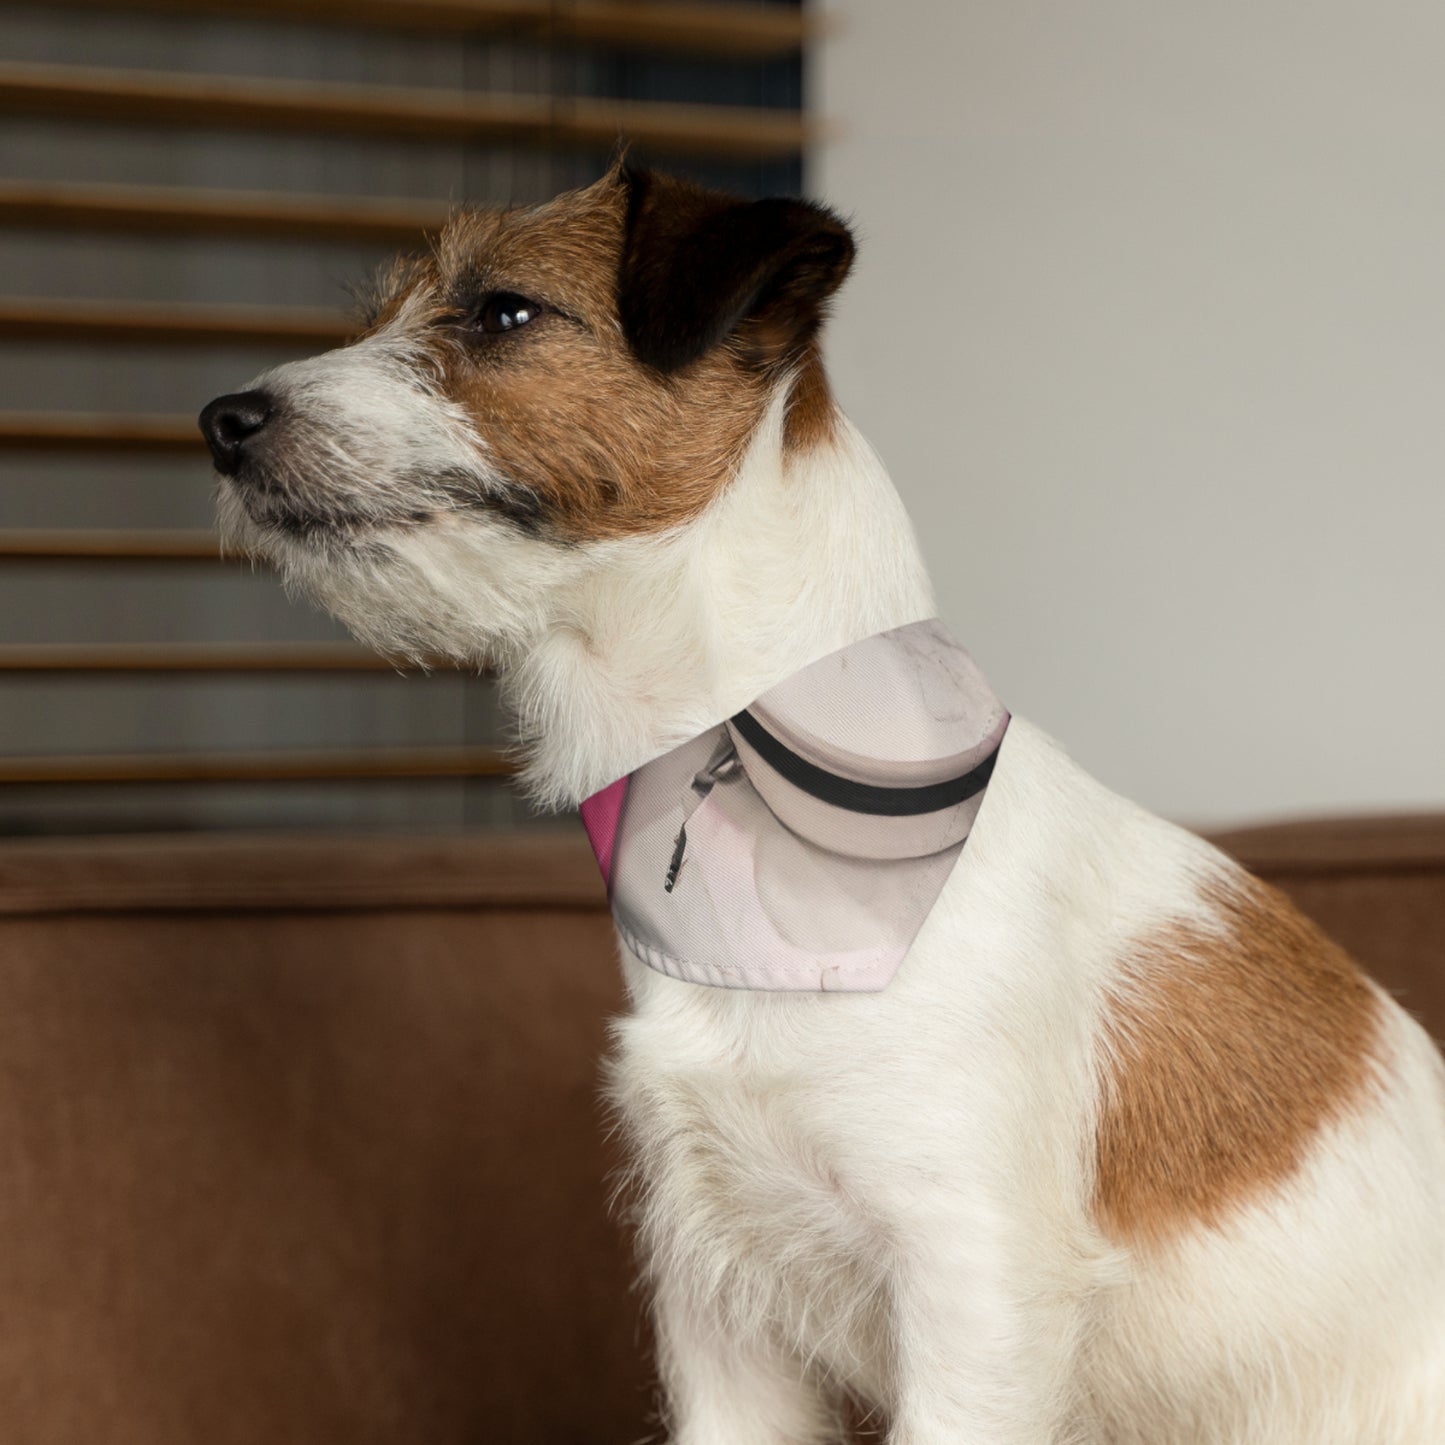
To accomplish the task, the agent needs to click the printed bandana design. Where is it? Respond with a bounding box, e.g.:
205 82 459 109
579 620 1009 992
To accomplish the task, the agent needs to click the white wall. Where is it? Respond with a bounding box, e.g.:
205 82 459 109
814 1 1445 827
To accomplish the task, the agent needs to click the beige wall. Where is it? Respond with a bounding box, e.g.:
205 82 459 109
814 2 1445 826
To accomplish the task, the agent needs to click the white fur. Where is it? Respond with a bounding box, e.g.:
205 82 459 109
221 350 1445 1443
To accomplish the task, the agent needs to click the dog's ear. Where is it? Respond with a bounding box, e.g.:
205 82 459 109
617 166 855 376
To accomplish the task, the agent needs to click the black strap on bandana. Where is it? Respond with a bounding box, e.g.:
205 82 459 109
728 708 1002 818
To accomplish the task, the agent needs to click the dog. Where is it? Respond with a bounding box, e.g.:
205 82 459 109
200 163 1445 1443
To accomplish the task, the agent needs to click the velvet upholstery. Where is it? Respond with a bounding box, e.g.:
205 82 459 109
0 817 1440 1442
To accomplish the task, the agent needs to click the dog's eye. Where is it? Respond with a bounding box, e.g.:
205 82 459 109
473 292 542 335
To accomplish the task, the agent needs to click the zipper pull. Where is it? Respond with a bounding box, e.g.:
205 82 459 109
664 736 741 893
664 824 688 893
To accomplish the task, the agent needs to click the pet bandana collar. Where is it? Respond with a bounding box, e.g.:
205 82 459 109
579 619 1009 992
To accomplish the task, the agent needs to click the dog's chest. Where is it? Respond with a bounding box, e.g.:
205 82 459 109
611 986 894 1391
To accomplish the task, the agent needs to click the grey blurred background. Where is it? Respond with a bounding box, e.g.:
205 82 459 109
817 0 1445 826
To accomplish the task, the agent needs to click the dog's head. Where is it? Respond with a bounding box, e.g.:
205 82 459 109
199 165 854 665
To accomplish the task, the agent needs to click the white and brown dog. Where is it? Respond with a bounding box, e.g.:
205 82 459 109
200 165 1445 1444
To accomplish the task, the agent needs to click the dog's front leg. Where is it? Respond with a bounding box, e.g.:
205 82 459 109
884 1203 1091 1445
654 1274 842 1445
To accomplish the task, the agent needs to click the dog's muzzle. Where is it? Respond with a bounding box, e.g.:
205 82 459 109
199 390 274 476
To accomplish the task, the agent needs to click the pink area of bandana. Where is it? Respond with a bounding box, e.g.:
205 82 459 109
579 775 630 888
578 619 1008 992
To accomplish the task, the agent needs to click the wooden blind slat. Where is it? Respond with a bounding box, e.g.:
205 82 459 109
0 746 513 784
0 62 813 161
26 0 811 58
0 644 419 673
557 0 811 57
0 529 224 561
0 412 203 451
0 180 448 244
0 297 352 348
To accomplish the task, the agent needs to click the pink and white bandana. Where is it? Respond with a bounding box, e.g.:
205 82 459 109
579 620 1009 992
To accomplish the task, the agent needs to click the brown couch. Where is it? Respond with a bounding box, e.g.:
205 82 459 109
0 817 1441 1444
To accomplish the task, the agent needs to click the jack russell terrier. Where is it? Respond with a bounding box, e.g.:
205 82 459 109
200 163 1445 1444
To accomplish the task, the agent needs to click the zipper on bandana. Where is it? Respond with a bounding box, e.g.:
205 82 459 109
664 737 742 893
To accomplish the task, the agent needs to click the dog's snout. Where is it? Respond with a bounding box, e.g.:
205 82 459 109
199 390 273 475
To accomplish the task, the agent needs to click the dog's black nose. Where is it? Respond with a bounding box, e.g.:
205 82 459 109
199 390 272 475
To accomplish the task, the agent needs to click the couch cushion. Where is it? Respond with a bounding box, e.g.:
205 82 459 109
0 831 650 1445
0 817 1440 1442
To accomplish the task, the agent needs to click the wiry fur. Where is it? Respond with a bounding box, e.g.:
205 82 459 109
205 170 1445 1443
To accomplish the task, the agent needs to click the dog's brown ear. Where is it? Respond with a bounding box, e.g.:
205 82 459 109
618 166 855 376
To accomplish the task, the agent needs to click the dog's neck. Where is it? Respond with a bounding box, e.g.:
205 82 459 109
507 393 938 808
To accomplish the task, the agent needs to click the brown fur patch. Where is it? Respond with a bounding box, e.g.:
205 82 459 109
783 341 839 452
358 169 854 541
1093 872 1382 1247
364 175 775 542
